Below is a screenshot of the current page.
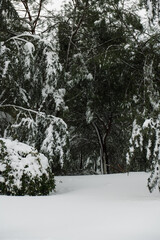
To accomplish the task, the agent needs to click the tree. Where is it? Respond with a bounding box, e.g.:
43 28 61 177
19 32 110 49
125 0 160 191
0 2 69 174
58 0 144 174
126 57 160 189
11 0 49 34
0 0 22 40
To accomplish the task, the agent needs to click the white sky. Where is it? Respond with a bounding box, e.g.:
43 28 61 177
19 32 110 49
14 0 69 16
47 0 69 11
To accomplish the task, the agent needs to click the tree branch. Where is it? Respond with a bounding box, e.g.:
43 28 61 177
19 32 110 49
66 0 89 68
33 0 43 31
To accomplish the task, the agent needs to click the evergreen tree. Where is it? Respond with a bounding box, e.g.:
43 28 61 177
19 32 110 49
0 0 21 40
125 0 160 191
58 0 144 174
0 1 69 174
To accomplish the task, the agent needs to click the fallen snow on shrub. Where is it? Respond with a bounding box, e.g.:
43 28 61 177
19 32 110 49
0 138 55 196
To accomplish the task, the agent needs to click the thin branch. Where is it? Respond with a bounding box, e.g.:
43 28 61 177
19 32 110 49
95 114 108 132
5 37 29 43
0 104 39 115
5 33 40 43
33 0 43 31
110 164 125 173
66 0 89 68
21 0 33 25
0 104 63 123
92 122 103 151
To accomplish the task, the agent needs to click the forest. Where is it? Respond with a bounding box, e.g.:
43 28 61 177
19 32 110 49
0 0 160 196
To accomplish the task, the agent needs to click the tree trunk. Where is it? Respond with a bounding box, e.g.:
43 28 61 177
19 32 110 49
92 114 112 174
79 150 83 170
92 122 110 174
93 122 104 174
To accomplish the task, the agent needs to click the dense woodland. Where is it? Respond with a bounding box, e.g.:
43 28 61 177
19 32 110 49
0 0 160 195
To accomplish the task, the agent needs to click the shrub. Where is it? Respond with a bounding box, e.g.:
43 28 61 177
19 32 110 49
0 138 55 196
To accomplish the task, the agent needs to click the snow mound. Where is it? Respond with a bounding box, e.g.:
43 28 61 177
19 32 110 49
0 138 55 196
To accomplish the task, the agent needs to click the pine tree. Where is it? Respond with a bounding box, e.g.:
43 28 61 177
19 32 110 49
0 1 69 174
57 0 144 174
0 0 21 40
125 0 160 191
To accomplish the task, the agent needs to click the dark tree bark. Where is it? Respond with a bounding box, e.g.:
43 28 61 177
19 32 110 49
92 114 112 174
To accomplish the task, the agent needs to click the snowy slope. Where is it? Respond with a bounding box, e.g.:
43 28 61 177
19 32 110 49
0 172 160 240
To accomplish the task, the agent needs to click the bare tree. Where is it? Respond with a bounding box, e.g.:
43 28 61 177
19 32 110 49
12 0 46 34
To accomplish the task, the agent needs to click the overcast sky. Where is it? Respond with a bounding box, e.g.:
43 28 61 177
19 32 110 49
47 0 69 11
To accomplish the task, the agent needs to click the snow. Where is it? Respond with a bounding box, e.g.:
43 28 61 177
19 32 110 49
86 106 93 123
129 120 143 153
147 0 153 22
1 172 160 240
24 42 35 56
0 138 50 190
40 114 68 167
53 89 66 112
143 118 153 128
2 61 10 78
1 138 35 156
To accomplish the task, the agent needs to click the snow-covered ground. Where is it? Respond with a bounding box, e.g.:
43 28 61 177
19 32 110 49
0 172 160 240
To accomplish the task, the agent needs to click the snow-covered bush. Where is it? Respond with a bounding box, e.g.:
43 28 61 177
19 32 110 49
5 110 69 174
0 138 55 196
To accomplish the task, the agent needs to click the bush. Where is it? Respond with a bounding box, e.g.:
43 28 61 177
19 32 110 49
0 138 55 196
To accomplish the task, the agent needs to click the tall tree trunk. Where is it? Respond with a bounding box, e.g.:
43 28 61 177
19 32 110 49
92 122 109 174
79 150 83 170
93 122 104 174
92 114 112 174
